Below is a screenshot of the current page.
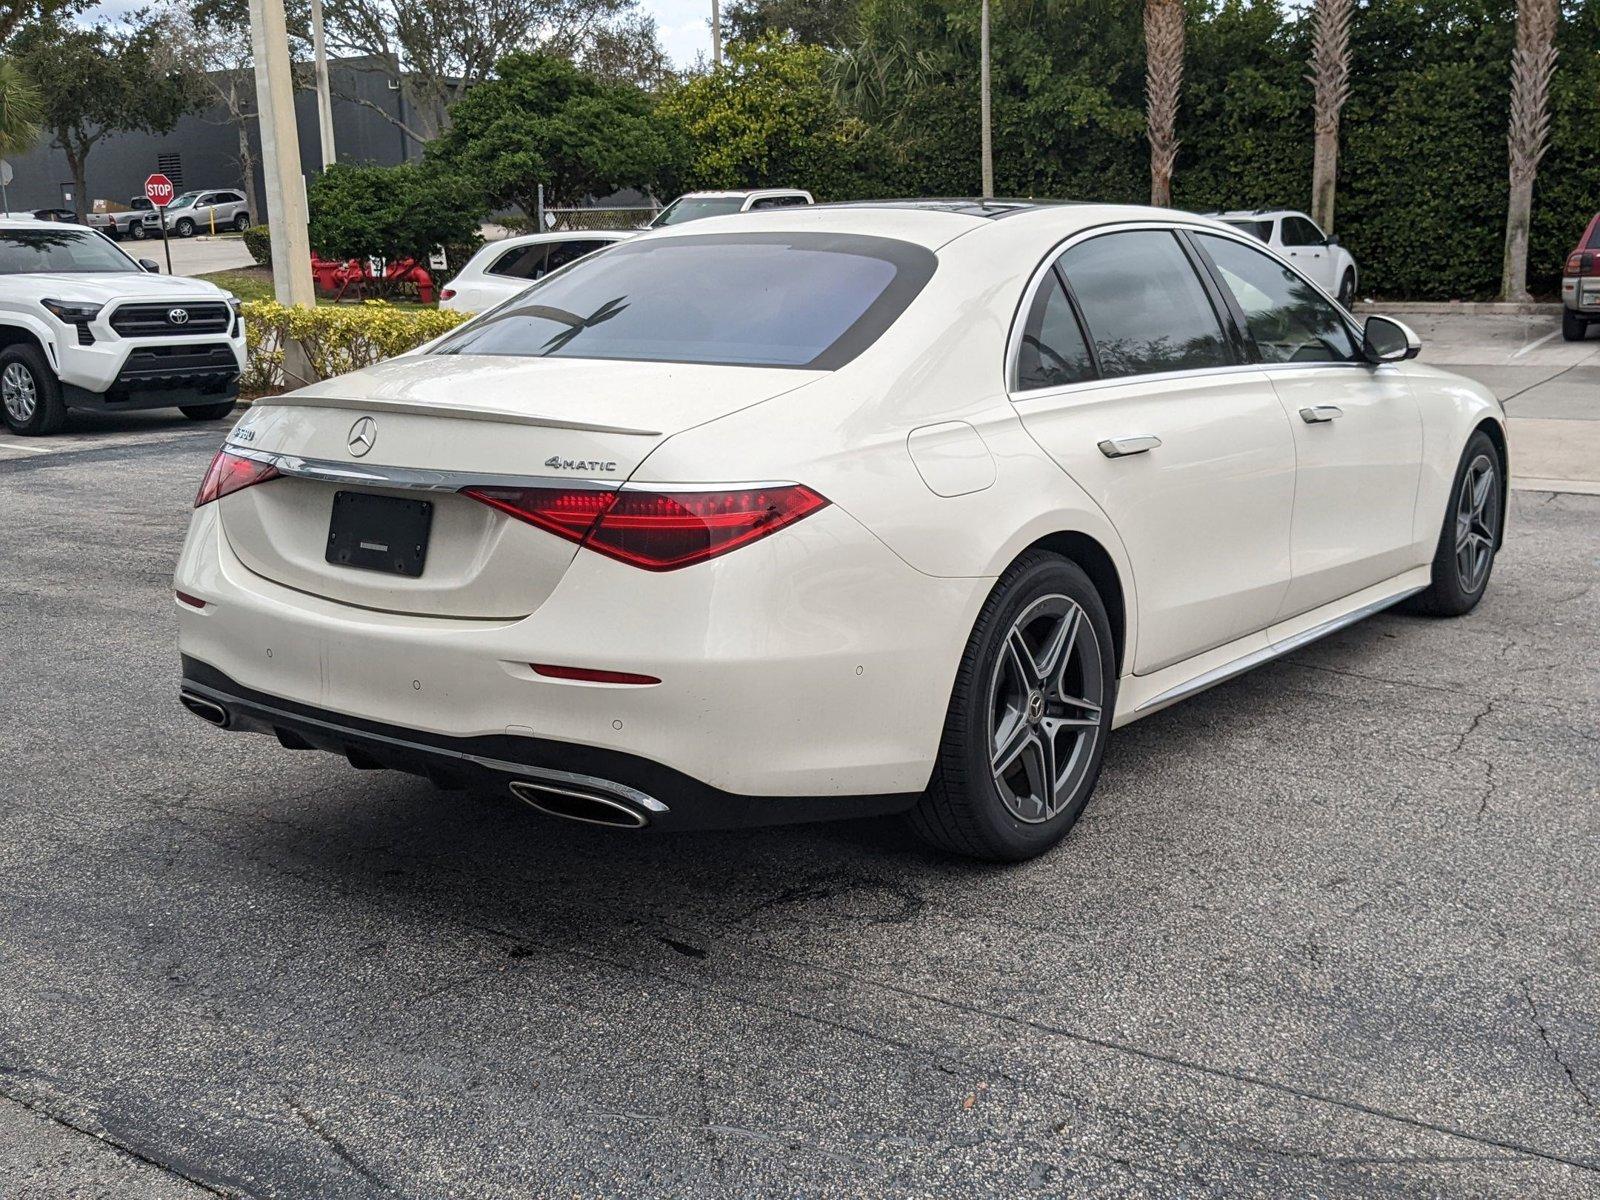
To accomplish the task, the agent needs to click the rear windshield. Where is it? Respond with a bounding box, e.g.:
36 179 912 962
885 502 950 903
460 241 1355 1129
429 232 937 370
1221 219 1273 242
0 229 139 274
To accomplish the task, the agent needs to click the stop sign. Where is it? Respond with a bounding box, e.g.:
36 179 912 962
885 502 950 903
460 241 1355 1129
144 173 174 208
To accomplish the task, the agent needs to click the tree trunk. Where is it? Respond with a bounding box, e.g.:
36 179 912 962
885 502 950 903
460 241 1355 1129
64 143 86 223
1311 127 1338 232
239 118 258 223
1144 0 1184 207
1500 0 1559 301
1307 0 1353 233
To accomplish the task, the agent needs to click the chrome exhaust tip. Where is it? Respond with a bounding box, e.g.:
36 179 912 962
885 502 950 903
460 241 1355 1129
508 780 650 829
180 691 230 729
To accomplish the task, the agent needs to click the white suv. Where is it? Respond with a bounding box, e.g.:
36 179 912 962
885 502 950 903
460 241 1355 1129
1209 209 1360 307
0 220 246 435
647 189 813 227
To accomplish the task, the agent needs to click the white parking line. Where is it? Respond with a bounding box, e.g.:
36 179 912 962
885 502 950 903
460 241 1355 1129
0 441 52 454
1511 330 1560 359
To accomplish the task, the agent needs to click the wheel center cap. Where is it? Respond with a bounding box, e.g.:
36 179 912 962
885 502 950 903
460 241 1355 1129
1026 690 1046 723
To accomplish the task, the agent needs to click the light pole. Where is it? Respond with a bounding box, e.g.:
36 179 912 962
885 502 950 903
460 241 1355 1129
979 0 993 199
310 0 337 169
249 0 316 381
711 0 722 67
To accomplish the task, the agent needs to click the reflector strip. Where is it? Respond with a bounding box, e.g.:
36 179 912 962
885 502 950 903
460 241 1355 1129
531 663 661 686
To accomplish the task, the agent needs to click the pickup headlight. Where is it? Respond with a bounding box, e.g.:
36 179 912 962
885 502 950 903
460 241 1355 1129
226 296 243 316
40 299 105 323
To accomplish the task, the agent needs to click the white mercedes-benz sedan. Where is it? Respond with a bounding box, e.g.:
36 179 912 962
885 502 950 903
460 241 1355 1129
174 201 1507 861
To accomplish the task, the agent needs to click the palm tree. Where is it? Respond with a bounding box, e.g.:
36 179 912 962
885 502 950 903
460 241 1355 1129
1501 0 1559 301
1307 0 1353 233
1143 0 1183 207
0 58 41 158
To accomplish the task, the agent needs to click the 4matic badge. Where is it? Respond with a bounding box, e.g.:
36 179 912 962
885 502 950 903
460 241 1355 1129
545 455 618 473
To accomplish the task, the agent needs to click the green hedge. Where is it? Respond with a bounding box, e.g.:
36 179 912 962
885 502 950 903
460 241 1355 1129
242 224 271 268
240 300 469 394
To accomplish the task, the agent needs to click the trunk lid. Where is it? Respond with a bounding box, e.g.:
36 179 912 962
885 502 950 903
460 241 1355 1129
217 355 817 618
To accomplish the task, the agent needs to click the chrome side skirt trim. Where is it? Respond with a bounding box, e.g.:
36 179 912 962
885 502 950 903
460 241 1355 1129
1134 584 1427 713
180 679 670 814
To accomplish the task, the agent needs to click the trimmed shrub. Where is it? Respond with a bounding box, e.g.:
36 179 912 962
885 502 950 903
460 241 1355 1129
240 300 471 394
242 224 271 267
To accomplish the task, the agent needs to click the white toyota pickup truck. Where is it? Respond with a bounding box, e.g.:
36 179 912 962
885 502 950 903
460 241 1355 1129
0 218 246 435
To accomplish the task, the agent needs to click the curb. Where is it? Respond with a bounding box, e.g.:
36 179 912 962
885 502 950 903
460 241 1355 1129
1354 301 1562 316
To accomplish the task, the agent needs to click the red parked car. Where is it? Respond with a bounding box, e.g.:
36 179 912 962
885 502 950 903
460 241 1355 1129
1562 212 1600 341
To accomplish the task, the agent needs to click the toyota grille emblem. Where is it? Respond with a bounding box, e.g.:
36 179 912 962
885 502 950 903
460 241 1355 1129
167 307 190 326
347 416 377 457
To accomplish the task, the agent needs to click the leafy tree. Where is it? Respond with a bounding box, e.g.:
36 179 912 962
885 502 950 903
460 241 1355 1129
725 0 860 46
659 37 885 197
308 162 488 262
10 20 204 221
428 52 678 211
319 0 663 144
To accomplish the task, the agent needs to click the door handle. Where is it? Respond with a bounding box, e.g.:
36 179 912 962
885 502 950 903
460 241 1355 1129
1098 435 1162 458
1299 405 1343 423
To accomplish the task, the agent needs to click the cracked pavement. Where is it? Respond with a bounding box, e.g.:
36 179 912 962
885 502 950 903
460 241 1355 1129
1 418 1597 1198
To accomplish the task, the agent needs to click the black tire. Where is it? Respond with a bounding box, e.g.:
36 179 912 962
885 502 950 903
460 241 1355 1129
1406 429 1503 618
233 212 250 232
179 400 237 421
1563 308 1589 342
1337 269 1356 308
175 217 196 238
0 343 67 436
128 222 145 241
909 552 1117 862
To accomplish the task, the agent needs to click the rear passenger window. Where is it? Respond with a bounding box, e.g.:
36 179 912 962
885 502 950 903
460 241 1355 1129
1195 233 1359 363
488 244 550 279
1015 269 1095 389
1058 231 1232 379
541 239 608 273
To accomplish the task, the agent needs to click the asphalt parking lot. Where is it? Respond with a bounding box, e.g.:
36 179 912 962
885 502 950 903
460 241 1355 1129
1 313 1597 1198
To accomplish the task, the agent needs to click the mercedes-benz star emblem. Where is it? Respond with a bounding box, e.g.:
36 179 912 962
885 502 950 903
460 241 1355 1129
167 307 190 325
347 416 377 457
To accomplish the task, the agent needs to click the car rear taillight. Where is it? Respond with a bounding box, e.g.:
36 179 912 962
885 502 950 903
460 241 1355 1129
460 484 829 570
195 449 280 508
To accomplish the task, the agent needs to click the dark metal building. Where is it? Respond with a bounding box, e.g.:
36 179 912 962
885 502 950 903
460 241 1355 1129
1 56 420 215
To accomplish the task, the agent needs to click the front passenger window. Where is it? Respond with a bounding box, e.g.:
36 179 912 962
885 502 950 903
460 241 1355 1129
1195 233 1359 364
1058 231 1232 379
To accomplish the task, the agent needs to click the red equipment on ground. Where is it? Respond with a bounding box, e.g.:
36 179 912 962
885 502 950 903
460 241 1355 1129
309 254 435 305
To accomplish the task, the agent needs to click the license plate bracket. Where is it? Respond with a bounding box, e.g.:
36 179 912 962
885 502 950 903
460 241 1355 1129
326 491 433 577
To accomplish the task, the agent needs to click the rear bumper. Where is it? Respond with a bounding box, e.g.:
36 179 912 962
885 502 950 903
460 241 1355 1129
180 657 917 831
1563 276 1600 313
174 499 985 799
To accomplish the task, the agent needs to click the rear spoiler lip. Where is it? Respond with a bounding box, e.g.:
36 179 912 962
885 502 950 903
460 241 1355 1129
253 394 663 438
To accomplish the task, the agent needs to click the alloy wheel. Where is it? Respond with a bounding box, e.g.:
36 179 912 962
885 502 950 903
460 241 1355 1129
1455 453 1498 593
987 594 1105 823
2 362 37 424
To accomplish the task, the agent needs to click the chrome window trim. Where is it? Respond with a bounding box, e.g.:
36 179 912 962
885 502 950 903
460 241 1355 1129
1005 220 1367 400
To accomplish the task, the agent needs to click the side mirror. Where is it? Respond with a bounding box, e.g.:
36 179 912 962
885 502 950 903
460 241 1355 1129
1362 315 1420 363
1324 233 1340 247
139 259 161 273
